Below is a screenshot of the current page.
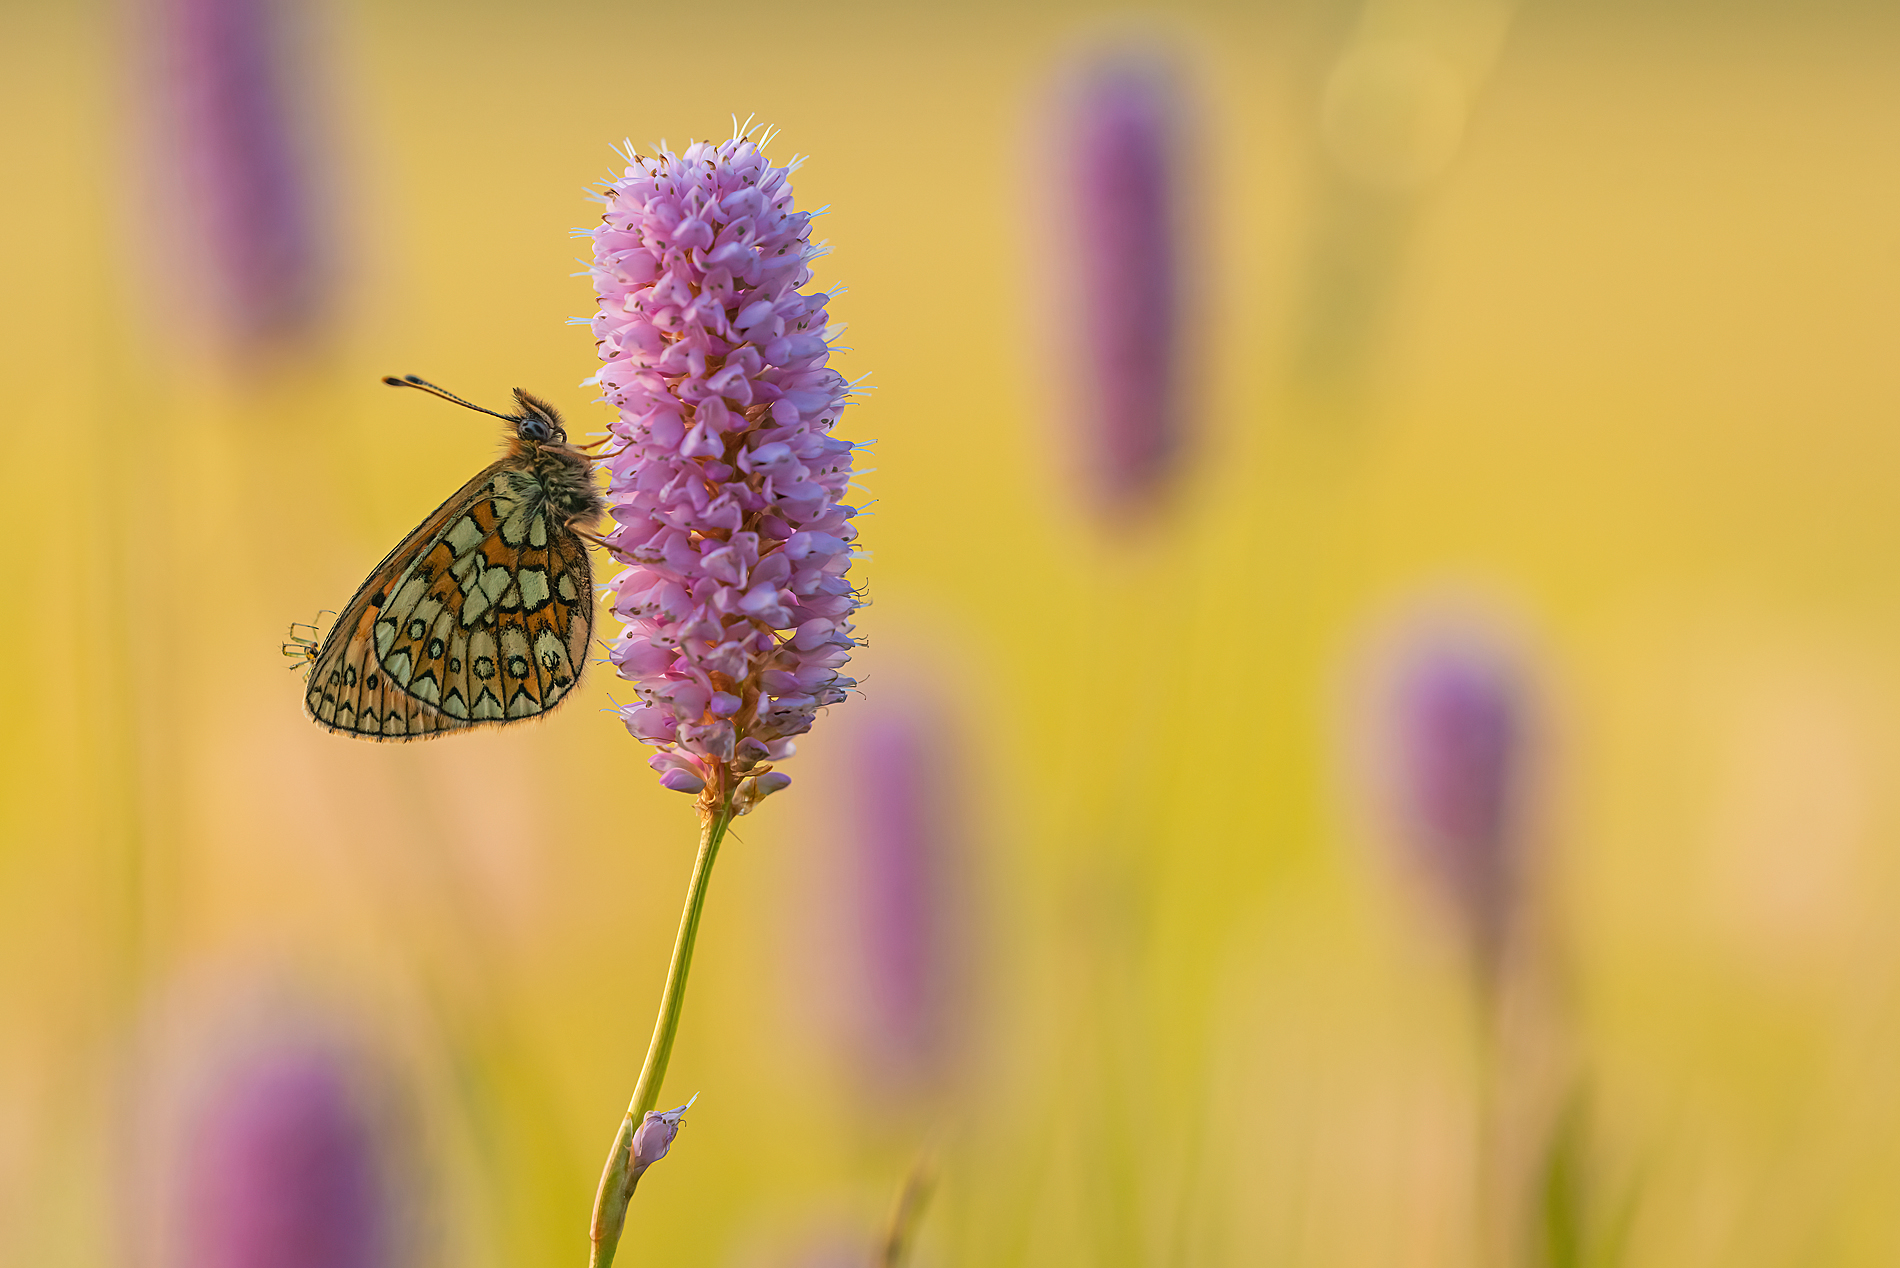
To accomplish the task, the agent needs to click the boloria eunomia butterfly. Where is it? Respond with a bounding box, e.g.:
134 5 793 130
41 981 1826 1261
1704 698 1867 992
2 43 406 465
299 375 606 740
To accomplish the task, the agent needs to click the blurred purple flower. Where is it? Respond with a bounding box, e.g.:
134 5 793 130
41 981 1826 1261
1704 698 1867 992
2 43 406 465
1390 637 1530 975
1064 54 1186 516
588 133 862 806
151 0 328 346
186 1046 389 1268
849 707 960 1096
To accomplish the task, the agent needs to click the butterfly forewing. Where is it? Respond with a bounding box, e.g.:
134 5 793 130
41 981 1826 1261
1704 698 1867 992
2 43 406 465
304 463 596 741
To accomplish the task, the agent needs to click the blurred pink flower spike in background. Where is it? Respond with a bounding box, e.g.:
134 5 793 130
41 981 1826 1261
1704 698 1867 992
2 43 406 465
1389 633 1533 984
186 1044 390 1268
589 128 862 810
150 0 330 350
1064 51 1187 519
851 706 962 1100
630 1094 697 1183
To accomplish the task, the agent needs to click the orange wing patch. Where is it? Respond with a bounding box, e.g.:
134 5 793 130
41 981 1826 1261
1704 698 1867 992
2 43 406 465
303 465 596 741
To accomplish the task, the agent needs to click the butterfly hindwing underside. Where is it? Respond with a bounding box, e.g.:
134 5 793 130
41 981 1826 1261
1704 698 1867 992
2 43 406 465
301 380 603 741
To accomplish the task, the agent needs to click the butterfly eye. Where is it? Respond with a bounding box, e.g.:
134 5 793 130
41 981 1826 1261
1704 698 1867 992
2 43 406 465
520 418 552 442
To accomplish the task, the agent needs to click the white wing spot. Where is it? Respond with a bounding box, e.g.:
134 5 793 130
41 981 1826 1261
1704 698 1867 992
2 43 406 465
390 575 428 617
447 516 484 556
518 568 551 610
500 504 534 547
467 630 498 678
534 629 569 688
489 476 525 518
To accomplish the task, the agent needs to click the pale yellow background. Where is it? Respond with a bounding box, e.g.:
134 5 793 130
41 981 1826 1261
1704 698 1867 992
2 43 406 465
5 0 1900 1264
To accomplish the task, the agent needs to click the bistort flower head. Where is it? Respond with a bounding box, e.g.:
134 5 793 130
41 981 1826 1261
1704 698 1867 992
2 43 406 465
849 702 963 1098
587 129 861 810
187 1044 390 1268
1063 51 1186 517
151 0 330 349
1389 633 1530 978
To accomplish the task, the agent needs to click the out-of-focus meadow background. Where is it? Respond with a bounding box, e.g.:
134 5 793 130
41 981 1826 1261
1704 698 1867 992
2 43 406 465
8 0 1900 1264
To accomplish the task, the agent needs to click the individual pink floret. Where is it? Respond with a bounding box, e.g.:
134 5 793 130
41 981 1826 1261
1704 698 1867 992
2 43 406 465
586 132 861 807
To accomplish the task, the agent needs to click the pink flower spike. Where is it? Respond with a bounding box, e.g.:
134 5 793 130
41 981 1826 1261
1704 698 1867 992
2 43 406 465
1387 633 1533 980
590 131 863 809
1060 52 1189 519
147 0 332 352
848 703 965 1099
187 1045 391 1268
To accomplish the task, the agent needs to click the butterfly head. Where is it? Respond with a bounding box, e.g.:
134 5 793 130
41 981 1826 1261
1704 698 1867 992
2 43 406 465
509 389 568 447
383 374 578 451
383 374 600 524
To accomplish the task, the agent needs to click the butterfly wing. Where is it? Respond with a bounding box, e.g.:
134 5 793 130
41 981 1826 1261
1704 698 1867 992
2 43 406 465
304 462 595 740
372 480 595 728
304 461 506 738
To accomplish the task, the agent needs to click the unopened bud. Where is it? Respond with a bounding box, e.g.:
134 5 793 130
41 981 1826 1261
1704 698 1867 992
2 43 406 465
630 1094 696 1181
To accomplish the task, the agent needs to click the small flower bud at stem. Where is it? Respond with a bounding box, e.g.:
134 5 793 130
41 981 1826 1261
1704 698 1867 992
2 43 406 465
630 1095 696 1181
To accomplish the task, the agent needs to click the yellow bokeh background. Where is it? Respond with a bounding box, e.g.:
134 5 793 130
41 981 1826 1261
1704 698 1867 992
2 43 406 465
7 0 1900 1264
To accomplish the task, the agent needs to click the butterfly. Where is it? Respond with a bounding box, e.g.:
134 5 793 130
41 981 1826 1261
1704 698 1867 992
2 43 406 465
300 375 607 740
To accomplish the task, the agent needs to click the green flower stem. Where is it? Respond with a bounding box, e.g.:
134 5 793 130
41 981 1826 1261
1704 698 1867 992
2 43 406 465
589 799 735 1268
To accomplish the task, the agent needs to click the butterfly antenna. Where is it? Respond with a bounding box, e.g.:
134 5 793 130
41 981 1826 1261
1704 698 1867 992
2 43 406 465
383 374 517 421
